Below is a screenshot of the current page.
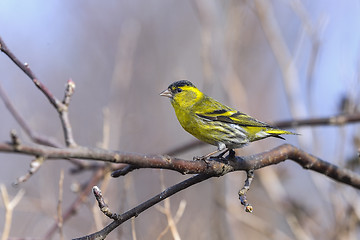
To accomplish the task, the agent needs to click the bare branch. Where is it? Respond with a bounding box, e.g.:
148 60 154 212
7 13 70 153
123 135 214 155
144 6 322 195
43 168 104 239
13 156 45 185
274 113 360 129
0 142 359 189
59 79 77 147
74 142 360 239
10 130 20 148
0 83 61 147
0 36 76 147
73 174 213 240
1 185 25 240
62 79 76 107
93 186 119 220
156 200 186 240
0 37 59 108
111 165 139 177
0 82 86 169
156 171 183 240
57 169 65 240
238 170 254 213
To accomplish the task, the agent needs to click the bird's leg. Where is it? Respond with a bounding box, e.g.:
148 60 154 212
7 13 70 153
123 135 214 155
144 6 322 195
194 143 227 162
194 149 231 162
228 149 236 159
193 149 221 161
214 149 229 159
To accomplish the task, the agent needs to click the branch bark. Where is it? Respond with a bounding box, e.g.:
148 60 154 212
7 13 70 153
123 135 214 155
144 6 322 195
274 113 360 128
0 36 77 147
73 174 213 240
70 142 360 240
0 142 359 189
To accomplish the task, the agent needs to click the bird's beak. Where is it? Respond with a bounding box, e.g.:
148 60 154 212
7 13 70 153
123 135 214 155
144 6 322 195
159 89 173 98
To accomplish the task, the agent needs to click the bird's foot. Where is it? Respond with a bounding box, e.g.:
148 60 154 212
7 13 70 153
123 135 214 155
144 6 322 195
212 149 231 162
193 155 210 164
227 149 236 159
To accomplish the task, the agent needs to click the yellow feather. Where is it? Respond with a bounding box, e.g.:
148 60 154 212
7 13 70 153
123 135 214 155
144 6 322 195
161 80 298 158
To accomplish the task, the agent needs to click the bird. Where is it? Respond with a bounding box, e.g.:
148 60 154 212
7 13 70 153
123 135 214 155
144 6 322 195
160 80 297 159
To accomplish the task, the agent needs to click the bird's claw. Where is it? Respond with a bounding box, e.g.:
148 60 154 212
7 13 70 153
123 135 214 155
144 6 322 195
228 149 236 159
193 155 210 164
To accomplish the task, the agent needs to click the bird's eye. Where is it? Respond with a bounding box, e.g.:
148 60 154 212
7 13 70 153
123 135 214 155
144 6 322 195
176 88 183 93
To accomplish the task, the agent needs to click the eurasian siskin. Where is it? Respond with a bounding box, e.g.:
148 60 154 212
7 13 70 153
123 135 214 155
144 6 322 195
160 80 297 159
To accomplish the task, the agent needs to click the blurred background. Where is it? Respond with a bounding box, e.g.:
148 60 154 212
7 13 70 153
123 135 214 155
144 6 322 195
0 0 360 239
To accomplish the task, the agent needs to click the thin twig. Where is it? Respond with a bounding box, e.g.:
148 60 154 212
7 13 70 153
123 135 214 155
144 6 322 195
238 170 254 212
131 217 137 240
0 61 85 168
92 175 111 230
14 156 45 185
156 171 182 240
274 113 360 129
91 107 112 229
1 185 25 240
0 82 86 168
60 79 77 147
93 186 119 220
73 174 213 240
0 36 77 147
10 130 20 148
43 168 105 239
156 200 186 240
254 0 305 119
0 37 59 108
57 170 65 240
111 165 139 178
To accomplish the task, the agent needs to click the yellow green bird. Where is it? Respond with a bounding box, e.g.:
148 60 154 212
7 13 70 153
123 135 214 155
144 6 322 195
160 80 297 159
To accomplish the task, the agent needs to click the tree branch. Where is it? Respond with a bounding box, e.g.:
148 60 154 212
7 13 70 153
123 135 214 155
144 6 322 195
274 113 360 129
43 168 105 239
0 82 86 169
0 37 59 108
68 142 360 239
0 36 77 147
0 141 359 189
73 174 213 240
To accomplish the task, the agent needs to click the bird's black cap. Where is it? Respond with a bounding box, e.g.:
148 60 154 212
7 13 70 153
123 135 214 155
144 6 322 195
168 80 195 89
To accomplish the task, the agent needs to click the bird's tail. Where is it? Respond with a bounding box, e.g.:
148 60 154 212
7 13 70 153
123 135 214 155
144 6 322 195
266 129 299 139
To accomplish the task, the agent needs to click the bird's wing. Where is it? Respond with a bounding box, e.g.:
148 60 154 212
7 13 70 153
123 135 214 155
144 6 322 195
196 109 271 127
194 96 295 140
196 109 287 140
194 96 270 127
